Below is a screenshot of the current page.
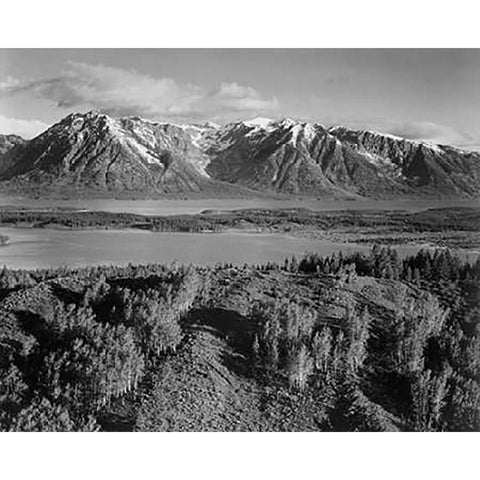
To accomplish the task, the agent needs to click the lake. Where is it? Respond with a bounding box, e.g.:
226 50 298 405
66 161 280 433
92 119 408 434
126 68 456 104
0 196 477 216
0 227 476 271
0 197 477 270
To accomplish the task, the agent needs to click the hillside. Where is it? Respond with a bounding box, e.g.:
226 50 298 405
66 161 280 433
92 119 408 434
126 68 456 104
0 247 478 431
0 112 479 199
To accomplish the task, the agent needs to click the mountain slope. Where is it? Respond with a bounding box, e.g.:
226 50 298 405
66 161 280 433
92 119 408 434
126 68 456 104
0 112 479 199
0 112 260 197
0 112 217 194
329 126 480 197
205 119 412 198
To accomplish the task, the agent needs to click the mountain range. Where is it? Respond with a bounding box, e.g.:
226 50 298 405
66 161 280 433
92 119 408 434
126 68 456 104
0 111 479 199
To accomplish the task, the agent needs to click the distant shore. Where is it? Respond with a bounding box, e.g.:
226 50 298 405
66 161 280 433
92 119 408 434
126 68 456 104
0 205 478 252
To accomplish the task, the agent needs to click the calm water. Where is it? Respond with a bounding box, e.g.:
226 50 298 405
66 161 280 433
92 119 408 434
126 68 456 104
0 197 477 270
0 227 476 271
0 196 477 215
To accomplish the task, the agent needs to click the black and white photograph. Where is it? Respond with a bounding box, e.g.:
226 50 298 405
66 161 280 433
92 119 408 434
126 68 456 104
0 3 479 476
1 46 477 433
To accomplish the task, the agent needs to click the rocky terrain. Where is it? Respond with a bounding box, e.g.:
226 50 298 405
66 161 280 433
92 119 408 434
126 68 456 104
0 112 479 199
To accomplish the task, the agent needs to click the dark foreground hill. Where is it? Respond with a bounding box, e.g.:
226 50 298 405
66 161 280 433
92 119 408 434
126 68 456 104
0 247 478 431
1 112 479 199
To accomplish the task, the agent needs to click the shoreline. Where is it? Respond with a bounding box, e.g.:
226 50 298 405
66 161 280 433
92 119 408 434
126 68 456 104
0 223 478 256
0 205 478 253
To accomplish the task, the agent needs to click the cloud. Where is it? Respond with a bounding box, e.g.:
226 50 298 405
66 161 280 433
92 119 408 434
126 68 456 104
0 114 48 139
388 121 475 147
0 76 21 91
0 61 279 120
214 82 279 111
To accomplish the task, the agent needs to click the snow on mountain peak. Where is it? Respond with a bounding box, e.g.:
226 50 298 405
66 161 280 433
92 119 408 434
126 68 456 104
289 124 303 146
277 118 298 128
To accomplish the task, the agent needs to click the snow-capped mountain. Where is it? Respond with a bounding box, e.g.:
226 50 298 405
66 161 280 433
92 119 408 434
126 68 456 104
0 112 227 195
203 117 480 198
328 126 480 196
0 111 478 199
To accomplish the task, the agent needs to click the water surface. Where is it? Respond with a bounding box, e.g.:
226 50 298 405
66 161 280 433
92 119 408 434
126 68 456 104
0 197 477 270
0 196 477 216
0 227 476 271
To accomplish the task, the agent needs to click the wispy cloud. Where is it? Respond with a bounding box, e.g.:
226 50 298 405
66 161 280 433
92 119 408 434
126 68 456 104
0 114 48 139
0 61 279 121
388 121 476 148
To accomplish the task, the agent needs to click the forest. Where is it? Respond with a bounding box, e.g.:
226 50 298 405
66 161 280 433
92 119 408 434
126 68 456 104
0 246 478 431
0 205 478 235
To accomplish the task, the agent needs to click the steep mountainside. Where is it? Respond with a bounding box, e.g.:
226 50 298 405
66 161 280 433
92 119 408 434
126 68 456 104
204 118 480 197
205 119 408 198
0 112 478 199
0 113 211 194
0 112 256 197
329 127 480 197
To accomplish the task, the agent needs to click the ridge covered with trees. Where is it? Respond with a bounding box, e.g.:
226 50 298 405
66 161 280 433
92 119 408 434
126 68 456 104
0 246 478 431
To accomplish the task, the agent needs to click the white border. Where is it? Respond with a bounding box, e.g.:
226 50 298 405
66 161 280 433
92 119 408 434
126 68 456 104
1 432 478 479
1 0 480 47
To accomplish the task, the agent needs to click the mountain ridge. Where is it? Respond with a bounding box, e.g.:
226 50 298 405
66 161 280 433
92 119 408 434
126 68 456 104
0 111 478 199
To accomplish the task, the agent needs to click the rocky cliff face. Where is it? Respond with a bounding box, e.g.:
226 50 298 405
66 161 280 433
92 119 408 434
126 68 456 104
0 112 478 199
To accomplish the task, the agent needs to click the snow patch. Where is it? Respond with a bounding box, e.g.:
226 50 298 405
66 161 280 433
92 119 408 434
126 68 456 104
361 151 404 178
187 128 204 149
303 123 317 143
368 130 404 141
417 141 444 154
127 139 162 165
289 124 303 146
328 126 343 133
277 118 297 129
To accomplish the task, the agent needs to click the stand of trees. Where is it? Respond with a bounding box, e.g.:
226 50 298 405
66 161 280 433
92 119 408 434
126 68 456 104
0 205 477 236
0 246 478 431
0 264 202 431
294 246 479 431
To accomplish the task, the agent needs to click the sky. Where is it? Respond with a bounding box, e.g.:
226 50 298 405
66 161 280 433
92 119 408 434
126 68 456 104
0 49 479 149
